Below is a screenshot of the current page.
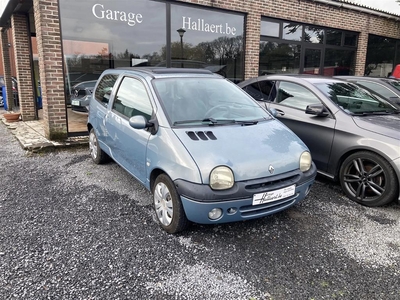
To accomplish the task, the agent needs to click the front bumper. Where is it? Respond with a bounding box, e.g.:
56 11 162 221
177 163 317 224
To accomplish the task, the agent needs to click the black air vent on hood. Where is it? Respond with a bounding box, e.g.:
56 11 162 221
186 131 217 141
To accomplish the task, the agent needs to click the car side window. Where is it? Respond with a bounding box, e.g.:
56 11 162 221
356 81 397 98
112 77 153 120
94 74 118 106
276 81 320 110
243 80 276 101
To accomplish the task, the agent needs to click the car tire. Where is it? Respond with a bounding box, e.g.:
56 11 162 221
339 151 398 207
89 128 109 164
153 174 189 234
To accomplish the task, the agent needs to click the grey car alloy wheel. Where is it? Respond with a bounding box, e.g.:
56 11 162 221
340 151 398 207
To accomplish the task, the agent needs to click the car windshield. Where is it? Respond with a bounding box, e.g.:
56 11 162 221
383 78 400 91
153 77 271 126
314 81 398 115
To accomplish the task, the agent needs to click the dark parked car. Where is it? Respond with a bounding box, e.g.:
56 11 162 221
70 80 97 113
334 76 400 108
238 74 400 207
0 76 18 107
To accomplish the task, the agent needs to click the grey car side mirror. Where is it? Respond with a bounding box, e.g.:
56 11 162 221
305 104 329 117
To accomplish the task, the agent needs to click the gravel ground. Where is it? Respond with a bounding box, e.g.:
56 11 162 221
0 122 399 300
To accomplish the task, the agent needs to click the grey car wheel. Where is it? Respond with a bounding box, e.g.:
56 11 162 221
339 151 398 207
89 128 108 164
153 174 189 234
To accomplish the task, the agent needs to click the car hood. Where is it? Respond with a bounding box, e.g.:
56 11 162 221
352 113 400 139
172 120 308 182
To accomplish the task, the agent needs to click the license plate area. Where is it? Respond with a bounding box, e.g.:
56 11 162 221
252 184 296 205
71 100 80 106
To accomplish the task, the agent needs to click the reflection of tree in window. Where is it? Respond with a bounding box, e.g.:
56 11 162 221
259 41 300 74
304 26 324 44
283 23 302 41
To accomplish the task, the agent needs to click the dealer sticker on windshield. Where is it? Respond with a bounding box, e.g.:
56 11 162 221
252 184 296 205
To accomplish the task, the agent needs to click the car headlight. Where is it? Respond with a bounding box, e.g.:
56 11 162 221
300 151 312 172
210 166 234 190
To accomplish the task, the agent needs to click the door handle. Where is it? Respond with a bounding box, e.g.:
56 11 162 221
275 108 285 116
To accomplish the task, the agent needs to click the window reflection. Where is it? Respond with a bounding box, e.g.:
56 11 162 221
303 49 321 75
170 4 245 83
326 29 342 46
344 32 357 46
259 41 300 75
261 21 280 37
304 26 324 44
283 23 302 41
366 35 397 77
324 49 355 75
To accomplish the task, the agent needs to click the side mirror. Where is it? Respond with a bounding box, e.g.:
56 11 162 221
129 115 151 129
268 108 278 117
305 103 329 117
129 115 158 134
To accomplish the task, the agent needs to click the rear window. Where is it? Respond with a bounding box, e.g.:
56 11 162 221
94 74 118 106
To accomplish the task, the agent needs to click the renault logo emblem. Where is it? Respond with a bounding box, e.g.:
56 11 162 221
268 165 275 174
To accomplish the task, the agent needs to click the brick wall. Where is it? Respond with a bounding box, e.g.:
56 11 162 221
177 0 400 77
11 14 36 120
33 0 67 140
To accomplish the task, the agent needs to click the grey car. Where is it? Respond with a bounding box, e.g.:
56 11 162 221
334 76 400 109
238 74 400 207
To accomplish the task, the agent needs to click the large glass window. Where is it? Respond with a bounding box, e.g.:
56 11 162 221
170 4 245 83
259 41 301 75
60 0 166 134
323 49 355 75
259 18 358 76
365 34 398 77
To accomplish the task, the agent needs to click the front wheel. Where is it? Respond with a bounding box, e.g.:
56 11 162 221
153 174 189 234
339 151 398 207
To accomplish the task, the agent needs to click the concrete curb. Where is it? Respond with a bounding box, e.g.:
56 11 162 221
0 111 88 152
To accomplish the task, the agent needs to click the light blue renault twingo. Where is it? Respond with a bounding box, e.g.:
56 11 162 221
87 68 317 233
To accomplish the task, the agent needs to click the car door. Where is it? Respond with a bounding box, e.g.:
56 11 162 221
92 74 119 147
105 76 153 184
266 80 336 173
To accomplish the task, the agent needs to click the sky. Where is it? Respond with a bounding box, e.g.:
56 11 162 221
346 0 400 14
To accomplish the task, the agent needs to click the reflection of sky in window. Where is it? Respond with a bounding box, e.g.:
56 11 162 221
283 24 302 41
304 27 324 44
171 4 244 45
59 0 166 57
260 21 279 37
118 78 152 114
281 82 316 99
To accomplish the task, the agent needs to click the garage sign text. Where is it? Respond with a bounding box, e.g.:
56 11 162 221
92 3 143 27
182 17 237 36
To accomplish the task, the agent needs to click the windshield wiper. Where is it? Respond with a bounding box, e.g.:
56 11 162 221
351 110 398 116
173 118 259 126
173 118 218 125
